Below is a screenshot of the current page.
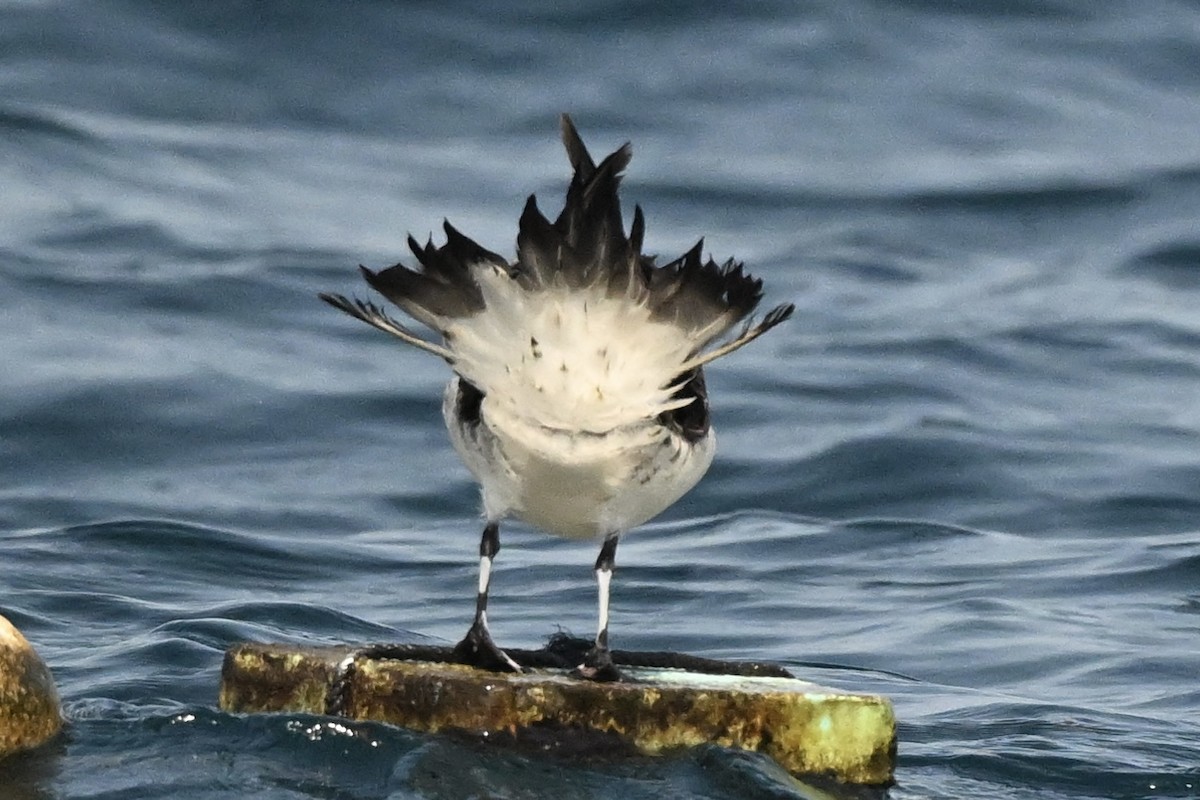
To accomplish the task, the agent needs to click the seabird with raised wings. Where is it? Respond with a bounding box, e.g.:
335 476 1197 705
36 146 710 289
320 115 794 681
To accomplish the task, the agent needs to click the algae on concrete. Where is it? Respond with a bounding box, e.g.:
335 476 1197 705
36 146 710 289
0 614 63 758
219 642 895 786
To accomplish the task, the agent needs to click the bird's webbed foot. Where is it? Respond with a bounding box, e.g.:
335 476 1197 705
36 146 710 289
451 617 523 673
571 644 623 682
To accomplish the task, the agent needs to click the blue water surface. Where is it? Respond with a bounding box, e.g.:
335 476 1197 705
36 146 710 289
2 1 1199 798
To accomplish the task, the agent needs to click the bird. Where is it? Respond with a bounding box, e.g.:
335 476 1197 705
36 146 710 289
319 115 794 681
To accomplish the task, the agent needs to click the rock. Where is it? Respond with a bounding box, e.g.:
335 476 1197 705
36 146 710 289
0 614 63 758
219 642 895 785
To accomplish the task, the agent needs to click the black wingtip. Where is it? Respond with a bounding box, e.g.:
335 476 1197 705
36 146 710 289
317 291 345 309
521 193 543 219
319 291 366 320
764 302 796 329
560 113 595 175
630 204 646 255
326 116 789 354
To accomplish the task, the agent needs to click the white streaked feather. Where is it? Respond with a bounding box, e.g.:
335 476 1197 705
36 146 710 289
318 293 455 362
444 266 699 434
679 303 795 372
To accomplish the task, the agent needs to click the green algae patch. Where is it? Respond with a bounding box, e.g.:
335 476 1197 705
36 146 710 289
0 614 63 758
219 642 895 786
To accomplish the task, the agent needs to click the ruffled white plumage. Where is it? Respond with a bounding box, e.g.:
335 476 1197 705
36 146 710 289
447 266 697 435
320 114 793 542
320 115 794 677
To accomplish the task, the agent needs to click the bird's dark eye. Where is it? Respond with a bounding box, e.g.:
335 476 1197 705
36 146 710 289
660 368 709 443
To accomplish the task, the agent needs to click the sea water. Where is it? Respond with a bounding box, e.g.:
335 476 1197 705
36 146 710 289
2 2 1199 797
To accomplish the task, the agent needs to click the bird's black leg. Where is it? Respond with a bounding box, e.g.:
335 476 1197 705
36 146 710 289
573 534 622 682
451 521 522 672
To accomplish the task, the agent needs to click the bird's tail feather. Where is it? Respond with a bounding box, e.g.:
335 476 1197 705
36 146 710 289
323 114 791 372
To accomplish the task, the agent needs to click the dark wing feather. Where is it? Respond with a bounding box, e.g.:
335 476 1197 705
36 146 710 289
317 292 454 360
517 114 779 347
360 220 506 329
645 245 765 342
514 195 561 290
659 368 710 443
323 113 792 361
515 115 637 290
